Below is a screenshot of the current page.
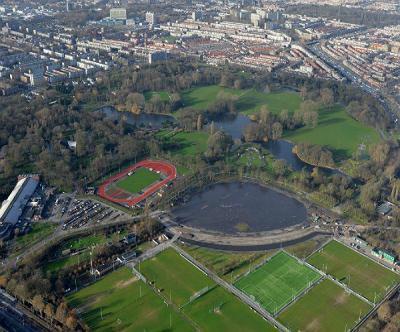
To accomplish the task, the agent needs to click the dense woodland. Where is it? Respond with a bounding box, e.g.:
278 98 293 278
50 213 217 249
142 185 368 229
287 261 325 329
0 59 394 200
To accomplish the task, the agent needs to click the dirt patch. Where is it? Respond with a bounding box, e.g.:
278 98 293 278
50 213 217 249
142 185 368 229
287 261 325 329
115 276 138 289
334 291 348 306
305 318 321 331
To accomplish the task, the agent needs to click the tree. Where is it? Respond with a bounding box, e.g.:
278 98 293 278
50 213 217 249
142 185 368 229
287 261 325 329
65 314 78 330
279 109 289 127
259 106 271 126
126 92 145 113
44 303 55 324
377 302 392 323
205 131 233 160
300 85 308 100
55 302 68 323
209 121 216 135
243 123 260 142
196 114 203 131
271 122 283 140
303 111 318 128
320 88 334 106
32 294 45 316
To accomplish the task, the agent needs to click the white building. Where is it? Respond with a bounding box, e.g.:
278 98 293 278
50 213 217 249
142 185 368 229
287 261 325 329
0 175 40 226
110 8 127 21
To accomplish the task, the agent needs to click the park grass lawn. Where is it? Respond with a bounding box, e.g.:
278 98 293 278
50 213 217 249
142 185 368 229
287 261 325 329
183 286 276 331
181 85 301 115
307 240 400 302
67 268 192 332
235 251 320 314
278 279 371 332
236 90 301 115
140 248 215 306
180 85 379 160
170 131 209 157
14 222 56 252
179 244 276 282
44 252 90 274
285 105 380 159
65 234 107 251
181 85 242 110
116 167 160 194
144 91 170 102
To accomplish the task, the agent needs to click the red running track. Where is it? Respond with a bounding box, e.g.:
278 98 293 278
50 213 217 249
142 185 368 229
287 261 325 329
97 160 177 207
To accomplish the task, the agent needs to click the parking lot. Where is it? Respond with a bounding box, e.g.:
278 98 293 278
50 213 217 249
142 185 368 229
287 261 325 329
60 198 126 230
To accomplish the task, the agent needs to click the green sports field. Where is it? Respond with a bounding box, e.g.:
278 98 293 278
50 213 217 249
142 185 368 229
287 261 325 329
140 248 215 306
115 167 160 194
307 240 400 302
278 279 371 332
183 286 276 331
235 251 320 314
67 268 193 331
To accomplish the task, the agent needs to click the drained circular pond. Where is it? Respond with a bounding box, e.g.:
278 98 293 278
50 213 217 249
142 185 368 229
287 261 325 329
173 182 308 234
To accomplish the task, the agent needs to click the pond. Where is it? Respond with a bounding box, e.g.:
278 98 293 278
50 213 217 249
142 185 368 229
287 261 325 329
210 114 252 140
173 182 308 235
99 106 175 128
213 114 345 176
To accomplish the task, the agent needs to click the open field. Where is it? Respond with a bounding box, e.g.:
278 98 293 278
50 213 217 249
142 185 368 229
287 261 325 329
307 240 400 302
166 131 209 157
278 279 372 332
181 85 242 110
140 248 215 306
144 91 170 102
14 222 56 253
235 251 320 313
180 86 379 159
181 85 301 115
115 167 160 194
67 268 192 331
179 244 276 281
183 286 276 331
285 105 380 159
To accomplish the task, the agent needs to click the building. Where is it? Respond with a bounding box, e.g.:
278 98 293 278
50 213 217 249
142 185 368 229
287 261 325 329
110 8 127 21
145 12 157 26
371 248 397 264
192 11 202 21
0 175 40 226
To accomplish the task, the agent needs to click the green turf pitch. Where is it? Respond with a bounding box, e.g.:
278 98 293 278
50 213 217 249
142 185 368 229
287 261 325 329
115 167 160 194
183 286 276 331
278 279 371 332
140 248 215 306
67 268 193 331
307 240 400 302
235 251 320 314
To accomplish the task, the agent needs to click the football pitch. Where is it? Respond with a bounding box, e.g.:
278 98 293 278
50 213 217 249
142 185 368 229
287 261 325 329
235 251 320 313
183 286 276 331
115 167 160 194
307 240 400 302
278 279 372 332
67 268 193 331
140 248 215 306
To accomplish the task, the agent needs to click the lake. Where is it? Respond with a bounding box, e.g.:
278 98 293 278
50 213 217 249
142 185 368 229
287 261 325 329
173 182 308 235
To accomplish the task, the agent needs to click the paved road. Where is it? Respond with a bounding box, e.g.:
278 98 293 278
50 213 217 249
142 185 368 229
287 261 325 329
308 43 399 126
171 244 289 332
2 210 164 272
